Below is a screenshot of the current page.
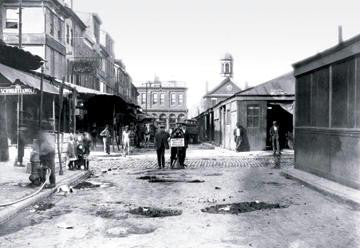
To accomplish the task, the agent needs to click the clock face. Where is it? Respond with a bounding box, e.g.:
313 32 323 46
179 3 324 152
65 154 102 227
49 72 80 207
226 84 233 92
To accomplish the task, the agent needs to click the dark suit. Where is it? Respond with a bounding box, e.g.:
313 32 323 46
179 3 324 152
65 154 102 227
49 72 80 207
154 130 169 168
269 125 280 154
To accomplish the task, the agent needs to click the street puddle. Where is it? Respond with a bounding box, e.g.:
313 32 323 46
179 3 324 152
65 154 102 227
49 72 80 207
128 206 182 217
106 224 157 238
262 181 285 186
34 202 55 211
137 175 204 183
201 202 288 214
74 181 114 190
204 173 223 177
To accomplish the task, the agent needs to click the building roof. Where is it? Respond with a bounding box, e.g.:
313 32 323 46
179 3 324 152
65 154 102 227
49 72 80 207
293 33 360 76
204 77 240 97
236 72 295 96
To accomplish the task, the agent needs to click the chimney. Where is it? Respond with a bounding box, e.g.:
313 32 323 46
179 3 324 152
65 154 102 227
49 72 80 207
338 25 343 44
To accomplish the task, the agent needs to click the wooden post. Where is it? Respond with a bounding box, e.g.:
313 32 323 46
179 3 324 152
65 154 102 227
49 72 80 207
57 78 64 175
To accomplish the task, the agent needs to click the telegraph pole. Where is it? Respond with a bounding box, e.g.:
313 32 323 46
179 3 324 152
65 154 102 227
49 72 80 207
18 0 22 48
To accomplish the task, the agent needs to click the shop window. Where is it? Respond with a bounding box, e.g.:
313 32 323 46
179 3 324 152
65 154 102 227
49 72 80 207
66 24 70 44
58 17 62 41
296 74 311 126
247 105 260 127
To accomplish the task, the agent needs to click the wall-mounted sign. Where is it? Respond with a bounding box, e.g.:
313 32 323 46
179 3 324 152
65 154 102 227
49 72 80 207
0 85 37 95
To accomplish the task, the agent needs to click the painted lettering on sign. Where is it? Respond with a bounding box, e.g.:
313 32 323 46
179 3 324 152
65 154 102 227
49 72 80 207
0 87 37 95
170 138 185 147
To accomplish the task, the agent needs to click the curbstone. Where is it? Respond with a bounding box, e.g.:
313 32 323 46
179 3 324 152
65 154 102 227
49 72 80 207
281 168 360 210
0 170 90 225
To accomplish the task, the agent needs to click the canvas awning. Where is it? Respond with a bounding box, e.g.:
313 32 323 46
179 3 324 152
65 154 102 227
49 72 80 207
0 63 59 94
63 82 112 96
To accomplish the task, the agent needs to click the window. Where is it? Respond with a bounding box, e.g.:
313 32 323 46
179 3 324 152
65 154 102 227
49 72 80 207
178 94 183 105
57 18 62 41
70 29 74 46
49 12 54 35
211 98 217 106
152 93 158 104
171 93 176 105
331 58 356 128
225 63 230 74
160 93 165 105
141 93 146 104
226 109 231 125
5 8 18 29
66 24 70 44
247 105 260 127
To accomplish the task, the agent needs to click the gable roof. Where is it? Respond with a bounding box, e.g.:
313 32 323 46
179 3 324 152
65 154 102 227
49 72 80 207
205 77 241 97
236 72 295 96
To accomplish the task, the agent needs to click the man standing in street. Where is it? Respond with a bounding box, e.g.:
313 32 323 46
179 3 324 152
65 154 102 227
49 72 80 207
100 124 111 154
154 125 169 169
233 122 243 152
270 121 280 155
178 123 189 167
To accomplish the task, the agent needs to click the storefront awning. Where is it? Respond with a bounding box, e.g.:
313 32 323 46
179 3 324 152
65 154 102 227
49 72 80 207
63 82 112 96
0 63 59 94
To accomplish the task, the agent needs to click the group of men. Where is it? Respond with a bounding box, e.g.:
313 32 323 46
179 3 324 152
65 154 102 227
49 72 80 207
154 122 189 169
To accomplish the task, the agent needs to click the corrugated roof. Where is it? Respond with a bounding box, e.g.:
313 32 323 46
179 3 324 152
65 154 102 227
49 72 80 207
237 72 295 96
0 63 59 94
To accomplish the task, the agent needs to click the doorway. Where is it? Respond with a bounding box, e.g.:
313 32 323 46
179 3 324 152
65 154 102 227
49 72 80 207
266 102 293 150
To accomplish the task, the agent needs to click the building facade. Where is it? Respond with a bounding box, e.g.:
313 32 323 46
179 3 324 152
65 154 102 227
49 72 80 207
293 34 360 189
1 0 69 79
137 81 188 129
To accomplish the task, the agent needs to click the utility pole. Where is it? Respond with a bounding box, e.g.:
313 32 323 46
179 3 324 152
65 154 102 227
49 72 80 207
18 0 22 48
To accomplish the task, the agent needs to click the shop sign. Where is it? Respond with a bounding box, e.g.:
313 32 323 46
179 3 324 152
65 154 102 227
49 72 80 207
0 85 37 95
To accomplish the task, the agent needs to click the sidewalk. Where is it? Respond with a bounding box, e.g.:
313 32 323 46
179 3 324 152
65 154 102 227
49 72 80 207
282 168 360 209
0 148 90 224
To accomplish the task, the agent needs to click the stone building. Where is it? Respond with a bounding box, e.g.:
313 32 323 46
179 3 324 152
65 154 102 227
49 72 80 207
137 80 188 129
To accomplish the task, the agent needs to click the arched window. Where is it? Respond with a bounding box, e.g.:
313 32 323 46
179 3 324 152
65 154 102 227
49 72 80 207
225 63 230 74
177 114 186 122
159 114 167 123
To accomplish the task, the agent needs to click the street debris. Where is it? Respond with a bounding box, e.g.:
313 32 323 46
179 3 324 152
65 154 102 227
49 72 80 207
56 185 75 196
201 201 288 214
73 181 100 189
128 206 182 217
137 175 204 183
106 223 157 238
215 186 221 190
34 202 55 211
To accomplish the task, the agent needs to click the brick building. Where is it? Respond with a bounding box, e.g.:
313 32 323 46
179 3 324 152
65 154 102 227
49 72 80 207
137 80 188 129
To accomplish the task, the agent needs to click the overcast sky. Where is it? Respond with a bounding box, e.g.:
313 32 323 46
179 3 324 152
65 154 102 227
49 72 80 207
74 0 359 117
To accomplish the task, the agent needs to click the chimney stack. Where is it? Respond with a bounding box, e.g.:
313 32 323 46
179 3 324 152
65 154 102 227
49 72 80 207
338 25 343 44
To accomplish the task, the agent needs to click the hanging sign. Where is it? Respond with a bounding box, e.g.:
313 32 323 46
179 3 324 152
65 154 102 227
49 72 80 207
0 85 37 95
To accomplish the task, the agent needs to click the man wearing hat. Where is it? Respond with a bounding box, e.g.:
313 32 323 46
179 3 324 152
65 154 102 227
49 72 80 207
154 124 169 169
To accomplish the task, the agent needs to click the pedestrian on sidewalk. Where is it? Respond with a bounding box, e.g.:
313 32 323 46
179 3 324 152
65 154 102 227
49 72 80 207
39 131 56 188
154 125 169 169
100 125 111 154
122 125 131 156
269 121 281 155
233 122 243 152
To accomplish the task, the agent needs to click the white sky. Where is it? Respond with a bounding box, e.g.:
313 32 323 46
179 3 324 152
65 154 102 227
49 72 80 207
74 0 359 117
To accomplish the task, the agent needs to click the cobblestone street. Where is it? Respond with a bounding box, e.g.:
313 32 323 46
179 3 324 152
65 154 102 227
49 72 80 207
0 146 358 248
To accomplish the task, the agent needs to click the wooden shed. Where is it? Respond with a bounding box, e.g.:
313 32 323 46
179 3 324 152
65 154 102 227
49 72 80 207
293 34 360 189
211 72 295 151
